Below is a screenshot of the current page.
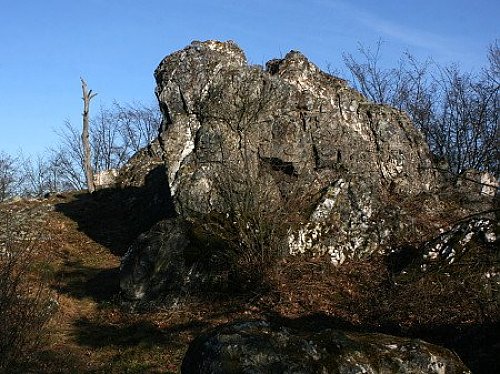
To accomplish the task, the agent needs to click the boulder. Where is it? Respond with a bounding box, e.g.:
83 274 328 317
116 139 164 189
153 40 443 263
120 40 497 303
455 170 499 198
93 168 119 189
120 219 189 303
181 320 471 373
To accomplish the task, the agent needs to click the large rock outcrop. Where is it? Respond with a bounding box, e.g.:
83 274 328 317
154 40 439 260
181 321 471 373
120 40 498 303
155 41 437 206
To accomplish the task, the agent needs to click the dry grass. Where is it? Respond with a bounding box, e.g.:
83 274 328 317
0 191 497 373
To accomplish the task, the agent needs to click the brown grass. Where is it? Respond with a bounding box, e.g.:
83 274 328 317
0 191 497 373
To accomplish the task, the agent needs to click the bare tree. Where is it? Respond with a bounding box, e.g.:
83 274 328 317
49 120 87 190
343 40 404 105
89 102 160 172
41 101 161 193
0 151 19 201
486 40 500 85
90 103 160 172
343 41 500 178
113 102 160 153
19 154 61 196
81 78 97 193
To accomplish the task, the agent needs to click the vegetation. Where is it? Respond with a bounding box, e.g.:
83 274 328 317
80 78 98 194
0 190 497 372
0 42 497 373
0 152 19 202
0 101 160 198
0 209 56 372
344 39 499 178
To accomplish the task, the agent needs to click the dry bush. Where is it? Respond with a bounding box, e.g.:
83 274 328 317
262 255 391 320
262 240 499 329
0 211 57 372
186 168 295 295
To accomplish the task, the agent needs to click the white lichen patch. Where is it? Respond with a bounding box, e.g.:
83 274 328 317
459 232 474 246
167 123 196 194
428 355 447 374
421 218 497 270
480 172 499 196
385 344 399 350
310 179 345 222
288 180 381 265
484 231 496 243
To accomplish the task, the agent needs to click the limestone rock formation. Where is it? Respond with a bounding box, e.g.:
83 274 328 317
181 321 471 374
153 40 440 262
116 139 164 188
120 40 498 303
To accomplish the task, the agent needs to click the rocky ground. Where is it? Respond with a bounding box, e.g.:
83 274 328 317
0 189 498 373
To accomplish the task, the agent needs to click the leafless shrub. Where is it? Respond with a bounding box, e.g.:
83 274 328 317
190 169 287 292
0 211 57 371
343 40 499 178
0 151 21 201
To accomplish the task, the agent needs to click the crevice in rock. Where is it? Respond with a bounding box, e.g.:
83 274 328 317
178 84 189 114
260 157 298 177
366 109 389 184
158 101 172 130
337 94 343 119
300 111 307 132
312 144 321 170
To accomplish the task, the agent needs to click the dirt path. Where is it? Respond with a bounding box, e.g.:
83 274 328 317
26 194 220 373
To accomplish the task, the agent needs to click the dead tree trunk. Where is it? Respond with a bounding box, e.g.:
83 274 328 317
81 78 97 193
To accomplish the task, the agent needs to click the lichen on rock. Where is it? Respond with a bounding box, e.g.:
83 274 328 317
181 320 472 373
120 40 497 304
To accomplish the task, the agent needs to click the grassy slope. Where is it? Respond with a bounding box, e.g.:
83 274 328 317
1 190 498 373
15 193 197 373
2 192 262 373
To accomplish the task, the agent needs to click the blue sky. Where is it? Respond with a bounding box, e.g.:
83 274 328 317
0 0 498 156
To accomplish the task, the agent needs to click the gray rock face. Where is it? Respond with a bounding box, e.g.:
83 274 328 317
181 321 471 374
153 40 443 264
116 139 164 188
120 40 497 302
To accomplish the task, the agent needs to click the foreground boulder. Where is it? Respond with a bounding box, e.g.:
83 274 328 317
120 219 189 302
181 321 471 373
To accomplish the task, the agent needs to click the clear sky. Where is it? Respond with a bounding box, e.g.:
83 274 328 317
0 0 498 156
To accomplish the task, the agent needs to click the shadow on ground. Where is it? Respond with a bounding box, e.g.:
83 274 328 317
74 318 210 349
406 321 500 374
55 165 175 257
54 260 120 303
